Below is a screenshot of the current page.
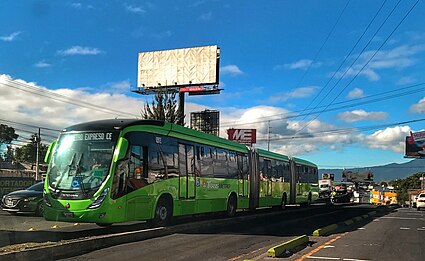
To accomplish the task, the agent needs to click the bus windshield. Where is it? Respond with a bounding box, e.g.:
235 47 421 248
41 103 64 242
47 131 117 197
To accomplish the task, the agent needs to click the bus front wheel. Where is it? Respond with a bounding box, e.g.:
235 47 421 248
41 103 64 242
226 195 237 217
153 197 173 226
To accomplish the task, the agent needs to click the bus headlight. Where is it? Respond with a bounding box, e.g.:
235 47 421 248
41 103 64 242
88 188 109 209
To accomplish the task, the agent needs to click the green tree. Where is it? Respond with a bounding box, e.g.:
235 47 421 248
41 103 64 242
390 172 424 203
141 89 184 125
0 124 18 146
14 134 48 163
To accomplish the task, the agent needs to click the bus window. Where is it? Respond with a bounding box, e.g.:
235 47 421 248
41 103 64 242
128 145 148 190
228 151 238 179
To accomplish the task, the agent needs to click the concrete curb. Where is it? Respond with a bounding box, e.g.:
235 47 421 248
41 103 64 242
367 211 377 216
312 224 338 236
267 235 309 258
343 219 354 226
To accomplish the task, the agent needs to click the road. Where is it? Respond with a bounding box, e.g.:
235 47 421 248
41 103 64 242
60 204 381 261
293 207 425 261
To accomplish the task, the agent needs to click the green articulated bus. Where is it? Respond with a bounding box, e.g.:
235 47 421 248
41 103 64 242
43 119 318 226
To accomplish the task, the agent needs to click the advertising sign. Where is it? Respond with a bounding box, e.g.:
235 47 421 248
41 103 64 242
227 129 256 144
322 173 335 181
342 170 373 181
405 133 425 158
138 45 220 89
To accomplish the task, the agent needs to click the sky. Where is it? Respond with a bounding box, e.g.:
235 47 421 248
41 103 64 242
1 0 425 169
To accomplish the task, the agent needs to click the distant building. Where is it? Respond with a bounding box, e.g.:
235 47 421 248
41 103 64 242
190 109 219 136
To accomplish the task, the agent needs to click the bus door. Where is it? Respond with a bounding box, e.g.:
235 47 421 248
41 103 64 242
248 148 260 209
289 158 297 204
237 154 249 198
263 159 272 197
178 144 196 199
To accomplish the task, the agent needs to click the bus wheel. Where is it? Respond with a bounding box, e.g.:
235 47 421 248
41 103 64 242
226 195 237 217
280 194 287 210
154 197 173 226
307 193 312 206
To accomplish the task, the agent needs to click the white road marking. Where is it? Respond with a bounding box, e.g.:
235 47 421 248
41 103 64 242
306 257 370 261
417 228 425 231
324 245 335 248
307 256 340 260
381 216 420 220
373 219 380 222
400 227 411 230
342 258 369 261
358 227 365 230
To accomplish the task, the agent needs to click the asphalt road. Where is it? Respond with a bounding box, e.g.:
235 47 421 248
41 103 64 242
292 207 425 261
60 204 380 261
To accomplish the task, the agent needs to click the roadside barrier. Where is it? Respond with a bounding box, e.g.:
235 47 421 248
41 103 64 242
312 224 338 236
267 235 309 258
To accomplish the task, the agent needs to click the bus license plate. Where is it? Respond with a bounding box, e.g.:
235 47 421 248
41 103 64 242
63 212 74 218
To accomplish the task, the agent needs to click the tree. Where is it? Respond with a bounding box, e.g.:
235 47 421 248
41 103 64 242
390 172 424 204
14 134 48 163
141 89 184 125
0 124 18 146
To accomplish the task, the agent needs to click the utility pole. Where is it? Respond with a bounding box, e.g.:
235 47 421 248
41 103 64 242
178 91 185 126
267 120 271 151
35 128 40 181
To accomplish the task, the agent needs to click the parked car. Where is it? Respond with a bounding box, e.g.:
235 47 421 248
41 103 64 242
417 193 425 211
1 182 44 216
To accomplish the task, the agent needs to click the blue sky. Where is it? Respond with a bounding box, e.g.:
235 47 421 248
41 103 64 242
1 0 425 169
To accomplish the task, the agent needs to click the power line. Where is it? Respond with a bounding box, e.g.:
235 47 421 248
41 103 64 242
0 77 140 118
257 117 425 142
0 118 60 132
295 0 419 135
298 0 388 122
291 0 351 90
220 82 425 128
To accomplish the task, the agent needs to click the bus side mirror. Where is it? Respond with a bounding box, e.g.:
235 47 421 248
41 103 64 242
44 140 57 163
113 137 129 162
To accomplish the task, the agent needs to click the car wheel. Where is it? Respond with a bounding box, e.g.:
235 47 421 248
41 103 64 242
36 202 44 216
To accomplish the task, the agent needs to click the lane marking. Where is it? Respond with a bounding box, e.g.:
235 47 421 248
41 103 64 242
307 256 340 260
417 228 425 231
323 245 335 248
381 216 420 220
295 233 347 261
373 219 380 222
358 228 365 230
400 227 410 230
342 258 369 261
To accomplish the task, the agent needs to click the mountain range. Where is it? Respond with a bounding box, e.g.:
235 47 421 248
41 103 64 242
318 159 425 182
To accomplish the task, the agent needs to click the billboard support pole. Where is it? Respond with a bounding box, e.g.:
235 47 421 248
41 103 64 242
178 92 185 126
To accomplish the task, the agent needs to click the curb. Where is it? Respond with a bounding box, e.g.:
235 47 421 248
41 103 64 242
312 224 338 236
343 219 354 226
267 235 309 258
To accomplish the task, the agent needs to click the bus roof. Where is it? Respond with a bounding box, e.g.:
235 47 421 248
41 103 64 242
293 157 317 168
257 148 289 162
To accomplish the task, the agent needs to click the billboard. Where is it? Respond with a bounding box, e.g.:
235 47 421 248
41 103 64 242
405 131 425 158
342 170 373 182
322 173 335 181
190 110 219 136
138 45 220 89
0 177 36 197
227 129 256 144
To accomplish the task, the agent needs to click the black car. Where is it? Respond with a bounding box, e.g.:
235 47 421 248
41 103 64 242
1 182 44 216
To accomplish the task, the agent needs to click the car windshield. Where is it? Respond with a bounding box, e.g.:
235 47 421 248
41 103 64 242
47 132 116 194
27 182 44 192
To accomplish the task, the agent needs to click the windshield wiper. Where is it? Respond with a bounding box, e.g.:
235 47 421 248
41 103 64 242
52 152 76 191
74 153 87 195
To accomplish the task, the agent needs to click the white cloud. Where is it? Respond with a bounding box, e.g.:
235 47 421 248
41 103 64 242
124 3 146 14
153 30 172 39
364 126 411 153
57 46 103 56
275 59 322 70
337 110 388 122
347 88 364 99
220 65 244 76
410 97 425 113
0 74 143 138
396 76 416 85
269 86 317 103
335 44 425 81
0 31 21 42
34 60 51 68
199 12 212 21
104 79 131 92
71 2 82 8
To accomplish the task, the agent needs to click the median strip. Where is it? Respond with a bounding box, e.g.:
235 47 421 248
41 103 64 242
312 224 338 236
267 235 309 258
